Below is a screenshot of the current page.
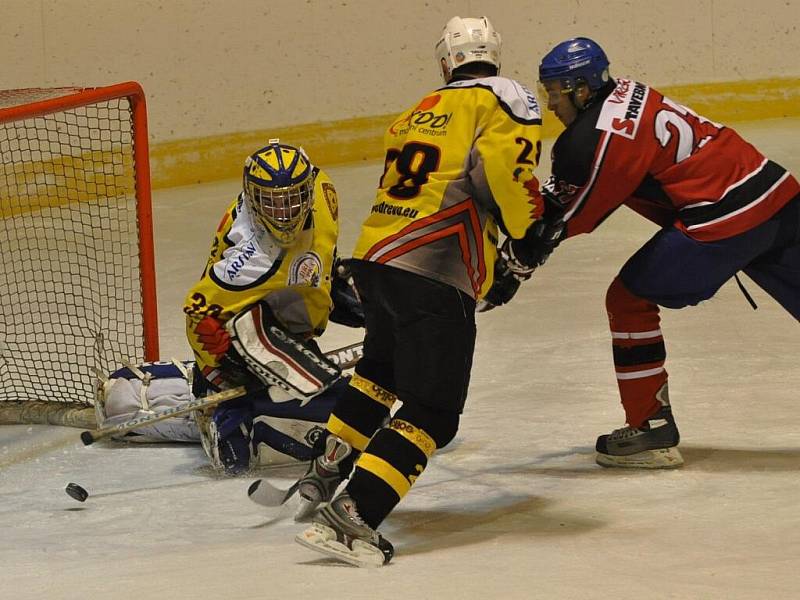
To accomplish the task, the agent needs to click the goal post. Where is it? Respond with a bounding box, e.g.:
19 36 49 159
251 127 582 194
0 81 159 428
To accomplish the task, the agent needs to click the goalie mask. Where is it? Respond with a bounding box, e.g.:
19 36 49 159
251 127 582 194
243 140 315 247
435 16 501 83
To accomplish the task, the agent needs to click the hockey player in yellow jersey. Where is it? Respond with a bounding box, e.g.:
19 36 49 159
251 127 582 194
183 140 362 474
295 16 552 567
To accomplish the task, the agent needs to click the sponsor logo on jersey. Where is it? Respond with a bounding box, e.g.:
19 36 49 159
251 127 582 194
597 78 649 140
289 251 322 287
224 240 258 280
520 83 540 114
370 201 419 219
322 182 338 221
389 94 453 137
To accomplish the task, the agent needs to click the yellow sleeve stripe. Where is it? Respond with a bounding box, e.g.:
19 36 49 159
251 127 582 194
326 414 371 451
349 373 397 409
389 419 436 458
356 453 412 499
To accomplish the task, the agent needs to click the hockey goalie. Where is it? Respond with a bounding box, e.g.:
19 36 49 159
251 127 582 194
96 140 364 474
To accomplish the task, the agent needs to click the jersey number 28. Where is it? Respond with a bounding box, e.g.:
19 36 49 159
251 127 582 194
381 142 441 200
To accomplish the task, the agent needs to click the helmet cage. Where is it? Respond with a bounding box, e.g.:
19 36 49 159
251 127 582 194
243 141 315 247
245 177 314 245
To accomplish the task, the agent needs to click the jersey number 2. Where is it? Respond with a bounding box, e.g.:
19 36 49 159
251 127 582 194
654 97 722 164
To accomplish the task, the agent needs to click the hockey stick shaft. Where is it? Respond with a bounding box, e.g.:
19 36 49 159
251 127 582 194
80 341 364 446
321 341 363 370
80 385 248 446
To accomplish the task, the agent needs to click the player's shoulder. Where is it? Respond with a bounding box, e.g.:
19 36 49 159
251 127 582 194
594 78 660 140
312 168 340 225
313 166 333 186
442 75 542 123
212 194 244 236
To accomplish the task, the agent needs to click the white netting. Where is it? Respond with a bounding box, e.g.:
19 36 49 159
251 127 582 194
0 88 148 407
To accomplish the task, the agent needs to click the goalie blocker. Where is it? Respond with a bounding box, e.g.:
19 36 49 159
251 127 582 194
226 302 341 405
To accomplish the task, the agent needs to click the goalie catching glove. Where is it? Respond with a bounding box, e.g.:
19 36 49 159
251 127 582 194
225 301 341 405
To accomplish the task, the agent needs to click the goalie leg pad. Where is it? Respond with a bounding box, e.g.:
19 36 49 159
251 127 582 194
226 302 341 403
95 361 200 443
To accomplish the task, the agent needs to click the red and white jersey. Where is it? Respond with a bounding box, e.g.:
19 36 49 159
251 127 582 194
547 78 800 241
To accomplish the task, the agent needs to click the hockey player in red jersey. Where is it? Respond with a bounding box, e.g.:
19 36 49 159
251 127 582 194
530 38 800 468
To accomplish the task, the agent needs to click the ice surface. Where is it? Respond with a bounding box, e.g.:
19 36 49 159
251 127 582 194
2 119 799 600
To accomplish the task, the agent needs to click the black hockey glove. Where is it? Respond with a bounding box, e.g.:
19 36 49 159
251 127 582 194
504 216 566 277
329 258 365 328
477 254 522 312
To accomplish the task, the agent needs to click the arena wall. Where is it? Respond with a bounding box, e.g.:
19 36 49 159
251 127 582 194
2 0 798 187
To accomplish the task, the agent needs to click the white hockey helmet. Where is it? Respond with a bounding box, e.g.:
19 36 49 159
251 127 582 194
435 16 501 83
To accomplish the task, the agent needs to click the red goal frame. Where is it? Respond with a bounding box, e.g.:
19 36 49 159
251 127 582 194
0 81 159 362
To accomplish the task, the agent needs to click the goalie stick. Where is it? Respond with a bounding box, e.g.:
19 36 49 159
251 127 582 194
80 341 363 446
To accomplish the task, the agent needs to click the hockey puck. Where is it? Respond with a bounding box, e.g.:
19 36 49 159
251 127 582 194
65 482 89 502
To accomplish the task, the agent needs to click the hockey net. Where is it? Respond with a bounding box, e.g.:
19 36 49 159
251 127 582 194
0 82 159 428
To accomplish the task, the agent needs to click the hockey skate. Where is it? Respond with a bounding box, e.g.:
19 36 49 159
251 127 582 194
294 434 352 521
595 384 683 469
295 491 394 568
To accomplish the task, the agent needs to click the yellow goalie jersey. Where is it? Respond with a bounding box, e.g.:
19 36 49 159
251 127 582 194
184 169 340 374
353 76 544 298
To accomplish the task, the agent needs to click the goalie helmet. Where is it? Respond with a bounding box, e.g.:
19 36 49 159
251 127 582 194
538 37 610 92
243 140 315 247
435 16 501 83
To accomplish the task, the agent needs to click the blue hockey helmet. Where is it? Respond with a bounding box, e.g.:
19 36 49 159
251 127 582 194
538 37 610 92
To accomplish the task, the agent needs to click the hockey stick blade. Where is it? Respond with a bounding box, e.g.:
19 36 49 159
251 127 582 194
247 478 300 507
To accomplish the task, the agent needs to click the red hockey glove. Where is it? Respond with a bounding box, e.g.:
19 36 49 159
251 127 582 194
195 316 231 359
